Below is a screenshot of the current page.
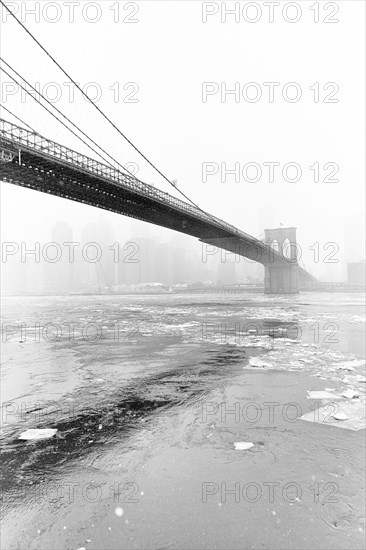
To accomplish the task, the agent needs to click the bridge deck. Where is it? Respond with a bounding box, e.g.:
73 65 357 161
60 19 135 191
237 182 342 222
0 118 306 270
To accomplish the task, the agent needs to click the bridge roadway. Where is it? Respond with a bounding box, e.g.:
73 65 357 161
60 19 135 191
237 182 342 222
0 119 315 289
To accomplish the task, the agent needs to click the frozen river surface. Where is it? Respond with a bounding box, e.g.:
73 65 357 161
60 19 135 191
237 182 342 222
1 292 365 549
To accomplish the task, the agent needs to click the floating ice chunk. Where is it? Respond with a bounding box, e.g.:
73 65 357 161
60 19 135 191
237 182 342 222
342 389 359 399
248 357 272 369
234 442 254 451
331 412 349 421
301 400 365 431
350 360 365 367
337 360 365 371
307 391 341 400
18 428 57 441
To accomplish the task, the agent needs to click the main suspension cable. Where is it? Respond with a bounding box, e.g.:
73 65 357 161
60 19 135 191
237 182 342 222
0 58 139 178
0 64 136 172
0 0 203 209
0 103 35 132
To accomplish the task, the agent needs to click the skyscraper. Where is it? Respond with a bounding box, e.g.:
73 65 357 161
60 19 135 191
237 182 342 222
43 221 73 294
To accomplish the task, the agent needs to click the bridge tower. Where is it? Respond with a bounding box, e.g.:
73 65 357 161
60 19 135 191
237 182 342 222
264 227 299 294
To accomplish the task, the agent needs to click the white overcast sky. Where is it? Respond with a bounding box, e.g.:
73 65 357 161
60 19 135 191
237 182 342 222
0 0 365 275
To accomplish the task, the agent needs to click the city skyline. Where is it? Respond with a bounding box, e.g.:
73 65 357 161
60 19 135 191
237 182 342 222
2 209 365 295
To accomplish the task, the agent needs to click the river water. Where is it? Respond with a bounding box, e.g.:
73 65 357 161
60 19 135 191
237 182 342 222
1 292 365 549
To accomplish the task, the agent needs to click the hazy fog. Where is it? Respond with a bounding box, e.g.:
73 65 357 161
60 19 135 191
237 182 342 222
1 1 365 286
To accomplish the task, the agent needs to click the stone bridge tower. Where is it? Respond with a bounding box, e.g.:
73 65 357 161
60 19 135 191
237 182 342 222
264 226 299 294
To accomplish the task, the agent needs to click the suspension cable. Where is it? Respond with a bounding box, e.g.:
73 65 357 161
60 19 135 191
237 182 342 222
0 65 137 172
0 103 35 132
0 0 203 209
0 58 138 177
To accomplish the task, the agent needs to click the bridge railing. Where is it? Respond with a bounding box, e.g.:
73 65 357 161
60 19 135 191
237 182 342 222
0 118 257 243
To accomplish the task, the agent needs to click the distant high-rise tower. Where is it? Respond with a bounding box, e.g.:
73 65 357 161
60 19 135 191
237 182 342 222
43 222 73 294
81 217 116 290
344 214 365 264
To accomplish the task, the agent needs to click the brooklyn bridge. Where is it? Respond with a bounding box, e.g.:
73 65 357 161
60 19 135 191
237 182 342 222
0 119 316 293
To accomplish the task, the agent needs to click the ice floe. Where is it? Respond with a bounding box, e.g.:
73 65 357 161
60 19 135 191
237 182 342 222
307 391 341 400
336 359 365 371
234 442 254 451
301 398 366 431
342 389 359 399
247 357 273 369
18 428 58 440
331 412 349 421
